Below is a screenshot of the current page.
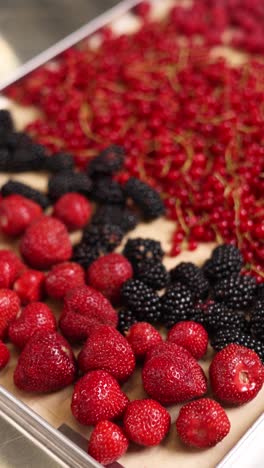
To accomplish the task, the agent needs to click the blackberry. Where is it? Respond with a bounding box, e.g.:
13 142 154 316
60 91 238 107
1 180 50 209
213 274 257 310
250 300 264 342
43 152 74 172
82 223 124 253
188 306 208 327
124 177 165 220
211 329 264 363
170 262 209 300
121 279 161 323
257 283 264 300
48 170 92 200
160 283 194 328
0 148 10 171
204 302 246 336
135 259 169 290
118 309 138 334
87 145 124 177
0 110 14 133
4 131 32 150
92 204 139 233
123 238 164 267
203 244 243 283
72 242 100 268
90 177 125 204
4 146 46 172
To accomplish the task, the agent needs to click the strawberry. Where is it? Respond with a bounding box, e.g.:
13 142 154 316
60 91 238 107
14 269 45 304
0 194 42 236
53 192 92 231
60 286 118 342
167 321 208 359
0 340 10 370
20 216 72 269
145 341 194 362
88 421 129 465
45 262 85 300
126 322 163 359
0 250 25 288
123 399 171 446
176 398 230 448
78 325 135 382
209 343 264 405
71 370 129 425
87 253 133 303
14 330 77 392
0 289 21 340
8 302 56 348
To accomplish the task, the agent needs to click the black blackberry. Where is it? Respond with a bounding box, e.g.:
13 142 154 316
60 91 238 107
135 259 169 290
82 223 124 253
1 180 50 209
250 300 264 342
118 309 138 334
257 283 264 300
211 329 264 362
0 148 10 171
204 302 246 336
90 177 125 204
160 283 194 328
4 146 46 172
170 262 209 300
92 204 139 233
203 244 243 283
124 177 165 220
43 152 74 172
123 238 164 267
72 242 100 268
0 110 14 133
87 145 125 177
188 306 208 327
213 274 257 310
4 131 33 150
48 170 92 200
121 279 161 323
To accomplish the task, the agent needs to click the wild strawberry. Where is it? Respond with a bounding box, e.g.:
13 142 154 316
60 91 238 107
0 194 42 236
0 250 25 288
0 289 21 340
123 399 171 446
88 421 129 465
60 286 118 342
45 262 85 300
167 321 208 360
71 370 129 425
176 398 231 448
53 193 92 231
0 341 10 369
209 344 264 405
78 325 135 382
126 322 163 359
14 330 77 392
14 269 45 304
87 253 133 303
20 216 72 269
8 302 56 348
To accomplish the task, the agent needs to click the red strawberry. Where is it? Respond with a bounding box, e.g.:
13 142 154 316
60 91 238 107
78 325 135 382
209 344 264 405
123 399 171 447
0 289 21 340
71 370 129 425
88 421 128 465
126 322 163 359
0 194 42 236
87 253 133 303
14 269 45 304
145 341 194 362
53 192 92 231
14 330 77 392
20 216 72 269
176 398 230 448
0 341 10 369
8 302 56 348
45 262 85 300
60 286 118 342
0 250 25 288
167 321 208 359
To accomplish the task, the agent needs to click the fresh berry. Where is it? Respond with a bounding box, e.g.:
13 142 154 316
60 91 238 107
0 109 14 132
2 145 46 172
250 300 264 342
1 180 50 209
123 399 170 447
8 302 56 348
0 259 17 289
170 262 209 300
78 325 135 382
60 285 118 342
71 370 129 425
87 253 133 303
0 194 42 236
160 284 194 328
124 177 165 220
209 343 264 405
82 223 124 253
43 152 74 172
118 308 138 334
0 341 10 369
87 145 125 177
123 238 164 267
210 329 264 363
14 269 45 304
176 398 230 448
0 249 24 276
20 216 72 269
14 330 77 392
48 170 92 200
213 275 257 310
72 242 100 268
92 204 139 233
145 341 193 362
167 321 208 359
121 279 161 322
45 262 85 300
0 289 21 340
203 302 246 335
203 244 243 283
135 259 169 290
88 421 128 465
91 177 125 204
126 322 163 359
53 193 92 231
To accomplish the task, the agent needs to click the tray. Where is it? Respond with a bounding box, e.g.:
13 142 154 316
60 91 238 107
0 1 264 467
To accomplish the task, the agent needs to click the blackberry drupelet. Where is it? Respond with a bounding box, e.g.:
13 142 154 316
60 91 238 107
118 309 138 334
43 152 74 172
123 238 164 267
121 279 161 323
124 177 165 220
188 306 208 327
0 110 14 133
72 242 100 268
92 204 139 233
170 262 209 300
203 244 243 283
135 259 169 290
82 223 124 253
211 329 264 362
48 170 92 200
213 274 257 310
250 300 264 342
90 177 125 204
87 145 125 177
1 180 50 209
160 283 194 328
